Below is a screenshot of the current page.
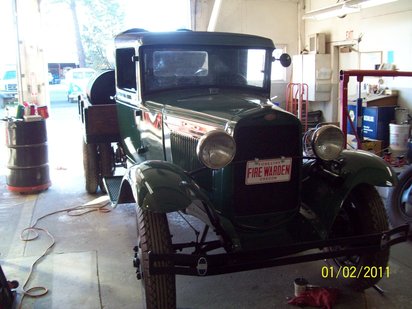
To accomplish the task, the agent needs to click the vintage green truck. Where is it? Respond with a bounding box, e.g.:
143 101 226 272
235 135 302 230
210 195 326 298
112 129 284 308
78 29 408 309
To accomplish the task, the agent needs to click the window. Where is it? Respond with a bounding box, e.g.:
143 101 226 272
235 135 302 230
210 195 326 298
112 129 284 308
143 47 270 93
153 51 208 77
3 71 16 80
246 49 266 87
271 45 287 82
116 48 137 91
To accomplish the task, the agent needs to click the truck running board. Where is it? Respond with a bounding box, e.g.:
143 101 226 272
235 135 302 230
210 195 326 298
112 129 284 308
103 176 122 204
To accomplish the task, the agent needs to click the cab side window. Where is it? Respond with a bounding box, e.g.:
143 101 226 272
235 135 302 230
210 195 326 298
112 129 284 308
116 48 137 91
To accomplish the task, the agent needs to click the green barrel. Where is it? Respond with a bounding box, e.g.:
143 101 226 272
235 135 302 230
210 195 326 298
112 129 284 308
6 119 51 193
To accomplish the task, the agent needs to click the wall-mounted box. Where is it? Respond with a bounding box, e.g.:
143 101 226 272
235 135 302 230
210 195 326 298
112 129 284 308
309 33 326 54
292 54 331 101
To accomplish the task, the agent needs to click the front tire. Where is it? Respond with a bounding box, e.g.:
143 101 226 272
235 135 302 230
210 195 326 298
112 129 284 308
136 200 176 309
328 184 389 290
387 166 412 233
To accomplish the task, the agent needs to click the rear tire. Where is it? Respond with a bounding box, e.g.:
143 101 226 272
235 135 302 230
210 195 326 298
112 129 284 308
98 143 114 193
387 166 412 233
328 184 389 290
82 141 99 194
136 200 176 309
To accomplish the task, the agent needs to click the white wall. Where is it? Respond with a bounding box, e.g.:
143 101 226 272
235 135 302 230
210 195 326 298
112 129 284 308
193 0 300 106
0 0 17 66
193 0 412 122
304 0 412 122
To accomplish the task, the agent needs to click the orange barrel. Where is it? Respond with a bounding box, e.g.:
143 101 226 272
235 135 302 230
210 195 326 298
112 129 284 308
5 119 51 193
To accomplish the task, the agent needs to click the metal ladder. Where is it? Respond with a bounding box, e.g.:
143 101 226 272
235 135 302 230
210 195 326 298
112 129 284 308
286 83 309 131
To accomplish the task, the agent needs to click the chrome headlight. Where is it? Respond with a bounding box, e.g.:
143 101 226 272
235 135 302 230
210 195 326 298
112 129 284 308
196 130 236 169
311 125 345 161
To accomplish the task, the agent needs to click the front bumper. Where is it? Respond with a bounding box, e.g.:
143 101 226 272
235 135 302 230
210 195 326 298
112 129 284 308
147 224 409 276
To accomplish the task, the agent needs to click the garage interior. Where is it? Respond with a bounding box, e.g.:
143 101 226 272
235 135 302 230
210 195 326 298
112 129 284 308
1 0 412 308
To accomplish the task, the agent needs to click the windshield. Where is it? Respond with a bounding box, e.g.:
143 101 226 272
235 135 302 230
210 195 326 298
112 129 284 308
142 46 270 93
3 70 16 80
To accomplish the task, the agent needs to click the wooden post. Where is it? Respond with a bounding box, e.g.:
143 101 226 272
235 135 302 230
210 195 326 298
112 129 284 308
14 0 48 106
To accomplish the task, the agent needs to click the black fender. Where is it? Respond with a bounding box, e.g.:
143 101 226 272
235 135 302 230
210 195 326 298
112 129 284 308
336 150 397 187
120 160 210 213
302 149 397 234
115 160 244 251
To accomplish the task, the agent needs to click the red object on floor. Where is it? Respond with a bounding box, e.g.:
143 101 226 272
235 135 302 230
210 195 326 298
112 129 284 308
287 287 339 309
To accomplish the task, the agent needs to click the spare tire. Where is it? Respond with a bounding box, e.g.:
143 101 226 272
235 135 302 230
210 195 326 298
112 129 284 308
387 165 412 234
86 70 115 105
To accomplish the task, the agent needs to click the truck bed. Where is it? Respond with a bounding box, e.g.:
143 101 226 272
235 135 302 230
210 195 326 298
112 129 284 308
78 100 120 144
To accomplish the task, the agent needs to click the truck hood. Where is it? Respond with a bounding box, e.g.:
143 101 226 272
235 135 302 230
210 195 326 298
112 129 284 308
145 89 279 127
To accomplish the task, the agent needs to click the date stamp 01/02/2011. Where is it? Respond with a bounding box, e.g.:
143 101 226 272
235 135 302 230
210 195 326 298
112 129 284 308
321 266 390 279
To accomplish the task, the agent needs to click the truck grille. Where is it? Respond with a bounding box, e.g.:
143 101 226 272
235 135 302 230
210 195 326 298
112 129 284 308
170 122 301 216
170 132 202 171
232 124 301 216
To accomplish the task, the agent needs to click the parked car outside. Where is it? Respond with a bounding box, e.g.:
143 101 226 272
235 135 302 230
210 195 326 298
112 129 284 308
65 67 96 102
0 67 17 106
48 72 54 84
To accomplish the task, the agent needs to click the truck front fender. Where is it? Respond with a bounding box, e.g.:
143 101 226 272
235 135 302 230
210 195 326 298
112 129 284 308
124 160 209 213
337 150 397 187
302 150 397 235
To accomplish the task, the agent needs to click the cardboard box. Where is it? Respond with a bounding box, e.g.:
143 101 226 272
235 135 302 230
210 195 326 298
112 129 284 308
348 136 383 155
361 139 383 155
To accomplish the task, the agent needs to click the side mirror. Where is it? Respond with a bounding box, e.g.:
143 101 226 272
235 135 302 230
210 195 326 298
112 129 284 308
272 53 292 68
279 53 291 67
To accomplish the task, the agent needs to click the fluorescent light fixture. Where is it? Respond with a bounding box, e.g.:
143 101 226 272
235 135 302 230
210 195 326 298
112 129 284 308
304 4 359 20
356 0 398 8
303 0 398 20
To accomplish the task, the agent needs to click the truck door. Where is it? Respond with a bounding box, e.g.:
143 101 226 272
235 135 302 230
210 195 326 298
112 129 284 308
115 47 143 163
115 47 165 163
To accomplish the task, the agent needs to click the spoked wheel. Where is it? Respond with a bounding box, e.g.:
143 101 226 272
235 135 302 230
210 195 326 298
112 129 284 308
82 140 99 194
135 198 176 309
327 184 389 290
387 166 412 234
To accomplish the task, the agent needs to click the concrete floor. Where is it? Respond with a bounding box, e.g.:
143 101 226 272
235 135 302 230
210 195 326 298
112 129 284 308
1 86 412 308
